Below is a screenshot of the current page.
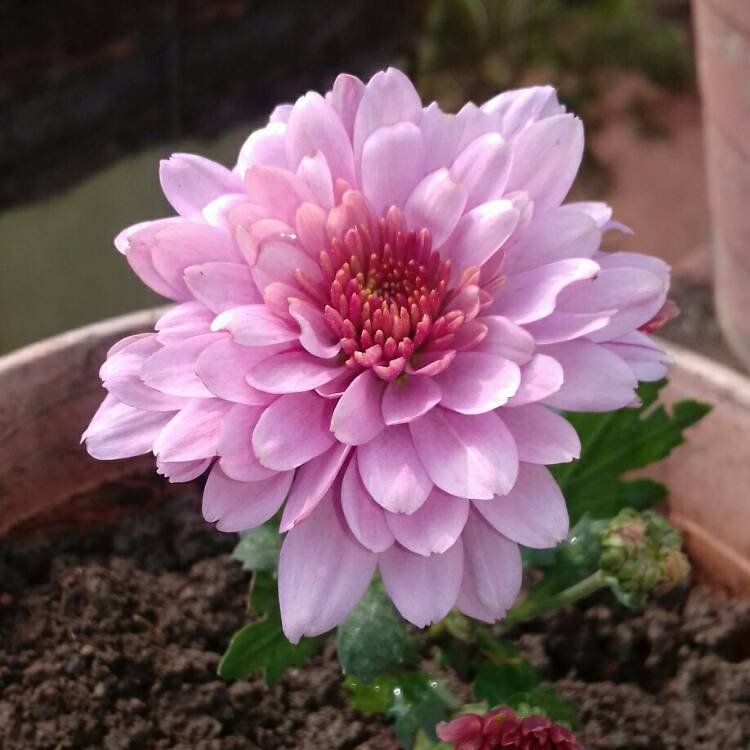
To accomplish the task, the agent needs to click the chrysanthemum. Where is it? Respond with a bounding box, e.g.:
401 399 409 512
84 68 671 642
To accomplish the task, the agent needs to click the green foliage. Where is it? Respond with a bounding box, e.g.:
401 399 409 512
347 673 458 748
472 636 578 728
337 579 410 682
552 380 711 523
232 523 282 572
218 572 325 684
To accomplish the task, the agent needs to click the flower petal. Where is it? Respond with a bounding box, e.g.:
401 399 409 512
409 408 518 500
500 404 580 465
159 153 243 219
505 353 564 407
475 315 535 365
83 395 173 460
202 463 292 532
141 333 216 398
211 305 299 346
474 464 568 549
405 168 467 247
540 340 638 412
246 350 345 394
154 399 232 462
382 375 442 425
289 300 342 359
450 133 512 210
357 425 433 514
361 122 425 215
456 512 522 623
331 370 386 445
386 488 469 556
280 443 352 531
435 352 521 414
340 455 395 553
253 392 336 470
217 404 276 481
184 262 261 313
380 540 464 628
279 491 377 642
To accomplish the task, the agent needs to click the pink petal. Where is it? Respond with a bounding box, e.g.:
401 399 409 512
540 340 638 412
404 168 467 247
243 165 314 225
450 133 512 210
441 200 519 273
196 338 280 406
295 202 330 257
435 352 521 414
83 395 173 460
150 223 242 298
420 102 468 172
361 122 425 215
141 333 216 398
211 304 299 346
604 331 670 382
328 73 365 139
380 540 464 628
505 353 564 407
407 350 457 377
386 488 469 556
330 370 386 445
340 455 395 553
353 67 422 161
217 404 276 481
481 85 563 138
202 464 293 532
475 315 535 365
503 205 601 274
100 335 187 411
153 398 231 462
155 302 212 344
505 113 584 212
246 350 345 394
252 238 323 291
159 153 243 219
490 258 600 325
456 512 522 623
357 425 433 514
286 92 356 184
498 404 580 465
236 122 288 173
279 490 377 642
289 300 341 359
409 408 518 500
280 443 352 531
474 464 568 549
296 151 335 209
382 375 442 425
157 457 211 483
184 262 261 313
253 391 336 470
121 219 188 300
524 310 611 344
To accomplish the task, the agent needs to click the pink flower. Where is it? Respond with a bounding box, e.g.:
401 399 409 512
83 68 671 642
437 706 583 750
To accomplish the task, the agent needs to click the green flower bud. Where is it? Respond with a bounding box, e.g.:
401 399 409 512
599 509 690 607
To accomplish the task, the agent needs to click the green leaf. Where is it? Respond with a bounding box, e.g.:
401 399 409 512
472 638 539 705
511 684 578 728
346 672 457 748
552 380 711 523
232 521 282 572
218 572 324 684
337 579 409 682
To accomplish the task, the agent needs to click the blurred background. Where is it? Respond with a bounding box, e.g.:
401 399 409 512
0 0 738 367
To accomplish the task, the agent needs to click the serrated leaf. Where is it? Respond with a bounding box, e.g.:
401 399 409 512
552 380 711 523
337 578 409 682
232 521 282 572
218 571 324 684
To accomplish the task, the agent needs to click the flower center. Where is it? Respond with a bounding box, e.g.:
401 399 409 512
320 217 452 380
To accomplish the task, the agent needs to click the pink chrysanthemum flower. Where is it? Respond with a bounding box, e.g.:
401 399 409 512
437 707 583 750
83 68 670 642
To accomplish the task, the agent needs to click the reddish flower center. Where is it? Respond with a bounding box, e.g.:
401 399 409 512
320 218 453 380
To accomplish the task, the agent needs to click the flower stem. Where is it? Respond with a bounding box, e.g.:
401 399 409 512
504 569 609 626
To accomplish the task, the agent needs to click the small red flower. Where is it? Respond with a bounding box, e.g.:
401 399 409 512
436 706 583 750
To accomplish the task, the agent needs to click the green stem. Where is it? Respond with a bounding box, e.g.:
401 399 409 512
504 569 609 626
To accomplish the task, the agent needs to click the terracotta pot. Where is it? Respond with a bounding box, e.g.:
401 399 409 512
693 0 750 367
1 311 749 593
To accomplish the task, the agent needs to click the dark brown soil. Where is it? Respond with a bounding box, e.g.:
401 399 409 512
2 485 750 750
